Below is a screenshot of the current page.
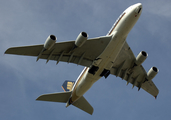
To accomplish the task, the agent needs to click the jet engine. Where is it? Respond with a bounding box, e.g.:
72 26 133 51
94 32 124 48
75 32 88 47
135 51 148 66
147 67 159 81
44 35 57 50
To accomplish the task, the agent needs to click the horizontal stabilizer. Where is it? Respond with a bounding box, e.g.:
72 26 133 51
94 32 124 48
73 96 94 115
36 91 71 103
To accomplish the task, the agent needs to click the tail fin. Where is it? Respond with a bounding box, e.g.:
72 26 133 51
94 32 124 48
36 91 71 103
37 80 93 115
62 80 75 92
73 96 94 115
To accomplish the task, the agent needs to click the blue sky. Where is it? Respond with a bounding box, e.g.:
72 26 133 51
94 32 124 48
1 0 171 119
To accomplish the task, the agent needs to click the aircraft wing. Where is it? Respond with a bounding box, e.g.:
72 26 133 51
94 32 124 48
5 36 112 67
110 42 159 98
5 36 159 97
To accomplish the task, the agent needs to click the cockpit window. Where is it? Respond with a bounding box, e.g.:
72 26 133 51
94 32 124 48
138 8 141 14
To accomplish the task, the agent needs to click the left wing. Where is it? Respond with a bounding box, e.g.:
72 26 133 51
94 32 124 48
5 36 111 67
110 42 159 98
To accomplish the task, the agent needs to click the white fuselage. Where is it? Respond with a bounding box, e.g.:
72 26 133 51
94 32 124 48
67 3 142 106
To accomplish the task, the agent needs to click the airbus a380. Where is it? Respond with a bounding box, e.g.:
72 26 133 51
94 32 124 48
5 3 159 115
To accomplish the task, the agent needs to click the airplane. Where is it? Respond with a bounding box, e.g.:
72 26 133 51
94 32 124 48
5 3 159 115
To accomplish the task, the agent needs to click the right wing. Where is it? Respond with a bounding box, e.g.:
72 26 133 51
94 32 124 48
5 36 112 67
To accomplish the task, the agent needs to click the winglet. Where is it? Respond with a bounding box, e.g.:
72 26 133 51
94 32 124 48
155 96 157 99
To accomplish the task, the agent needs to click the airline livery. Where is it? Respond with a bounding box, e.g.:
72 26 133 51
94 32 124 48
5 3 159 115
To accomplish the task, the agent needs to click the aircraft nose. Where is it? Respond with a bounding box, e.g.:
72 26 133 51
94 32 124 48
137 3 142 7
135 3 142 14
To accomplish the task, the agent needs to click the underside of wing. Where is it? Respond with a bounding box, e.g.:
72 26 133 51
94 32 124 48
110 42 159 97
5 44 44 56
5 36 112 67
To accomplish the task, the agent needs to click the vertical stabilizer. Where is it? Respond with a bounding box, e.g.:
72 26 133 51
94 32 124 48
62 80 75 92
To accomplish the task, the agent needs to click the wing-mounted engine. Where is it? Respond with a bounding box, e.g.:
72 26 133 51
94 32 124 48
44 35 57 50
135 51 148 66
36 35 57 61
135 51 159 81
147 67 159 81
75 32 88 47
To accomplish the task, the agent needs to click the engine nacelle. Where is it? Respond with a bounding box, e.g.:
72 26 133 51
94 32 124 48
75 32 88 47
44 35 57 50
147 67 159 81
135 51 148 66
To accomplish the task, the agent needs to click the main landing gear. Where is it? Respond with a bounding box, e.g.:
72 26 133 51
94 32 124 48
88 65 110 79
100 69 110 78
